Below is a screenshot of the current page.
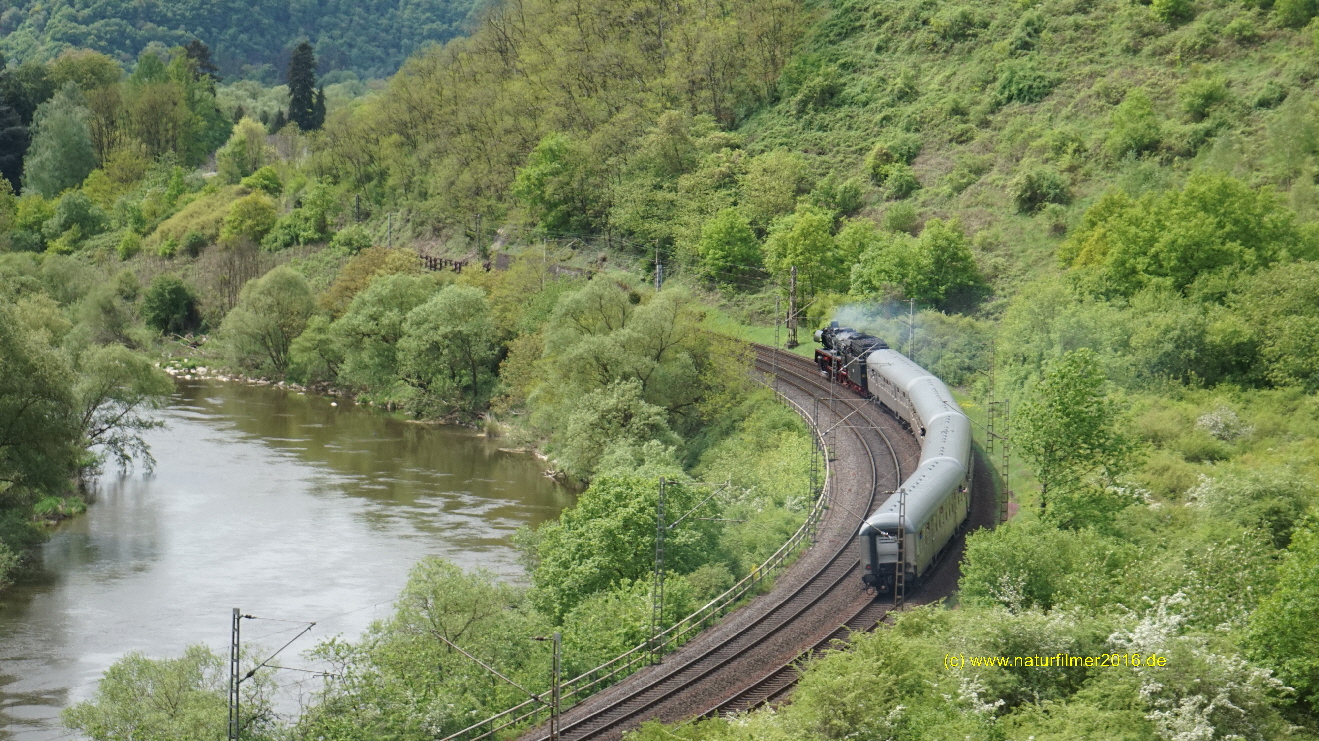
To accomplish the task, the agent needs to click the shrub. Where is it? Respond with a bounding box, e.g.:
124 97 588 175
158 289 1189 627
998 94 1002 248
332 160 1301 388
1106 89 1162 158
181 230 208 258
884 163 921 199
1179 78 1229 121
1151 0 1194 23
144 186 242 252
883 202 920 234
1223 14 1258 42
865 133 923 183
1010 164 1071 213
1253 80 1287 110
142 274 201 335
220 193 278 245
329 224 374 254
1274 0 1318 27
239 166 283 196
995 56 1058 105
42 191 108 245
931 5 984 41
116 231 142 260
1009 9 1046 52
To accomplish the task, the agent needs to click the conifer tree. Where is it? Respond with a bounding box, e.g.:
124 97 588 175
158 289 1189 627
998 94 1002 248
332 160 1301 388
0 99 27 191
310 87 326 131
286 42 318 131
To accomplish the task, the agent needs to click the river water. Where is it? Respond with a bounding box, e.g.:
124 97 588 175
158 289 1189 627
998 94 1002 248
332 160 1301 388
0 378 571 740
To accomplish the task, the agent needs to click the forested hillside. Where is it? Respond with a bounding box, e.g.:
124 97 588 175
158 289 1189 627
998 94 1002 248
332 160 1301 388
0 0 485 80
5 0 1319 736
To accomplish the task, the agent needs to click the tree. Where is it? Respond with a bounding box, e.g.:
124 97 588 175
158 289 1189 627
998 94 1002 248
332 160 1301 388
763 203 843 296
73 345 173 474
511 132 608 233
311 86 327 130
0 299 79 499
22 83 97 198
1105 88 1161 159
529 473 723 620
219 267 315 376
332 273 441 392
1060 175 1306 298
216 117 270 183
0 99 28 192
1232 260 1319 390
287 41 319 131
63 645 277 741
553 380 680 480
1014 348 1140 512
1247 516 1319 712
141 274 201 335
850 218 980 307
220 192 278 245
320 246 420 317
399 285 500 413
183 40 220 82
697 208 761 287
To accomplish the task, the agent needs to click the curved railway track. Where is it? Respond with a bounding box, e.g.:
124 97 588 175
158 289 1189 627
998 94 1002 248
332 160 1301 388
520 344 987 741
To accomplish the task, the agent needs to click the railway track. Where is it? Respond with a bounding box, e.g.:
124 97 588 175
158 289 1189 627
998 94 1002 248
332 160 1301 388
520 345 917 741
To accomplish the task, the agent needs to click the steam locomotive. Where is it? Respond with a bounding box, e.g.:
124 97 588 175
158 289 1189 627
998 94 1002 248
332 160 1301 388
814 322 972 595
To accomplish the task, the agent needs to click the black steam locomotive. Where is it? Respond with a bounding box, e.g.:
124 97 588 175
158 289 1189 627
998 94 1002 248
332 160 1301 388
813 322 888 395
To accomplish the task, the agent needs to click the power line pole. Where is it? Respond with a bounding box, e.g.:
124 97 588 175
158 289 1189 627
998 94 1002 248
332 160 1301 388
387 212 393 251
654 243 663 291
895 489 906 610
786 265 799 349
650 477 667 664
229 608 244 741
533 633 562 741
907 298 916 355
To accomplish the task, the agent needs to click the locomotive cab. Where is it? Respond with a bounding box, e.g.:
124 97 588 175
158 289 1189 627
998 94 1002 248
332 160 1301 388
815 322 888 396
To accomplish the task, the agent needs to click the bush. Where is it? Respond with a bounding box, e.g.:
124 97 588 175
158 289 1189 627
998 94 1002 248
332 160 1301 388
329 224 374 254
220 193 277 245
116 231 142 261
1275 0 1318 27
1224 14 1258 42
141 274 201 335
1009 9 1046 52
1179 78 1229 121
239 166 282 196
1106 89 1162 158
1010 164 1071 213
144 186 242 252
995 56 1058 105
1253 80 1287 110
180 230 208 258
42 192 108 245
884 163 921 199
865 132 923 183
883 202 920 234
1151 0 1194 23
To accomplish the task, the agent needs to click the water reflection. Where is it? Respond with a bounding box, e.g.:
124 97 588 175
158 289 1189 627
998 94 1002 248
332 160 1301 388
0 378 570 740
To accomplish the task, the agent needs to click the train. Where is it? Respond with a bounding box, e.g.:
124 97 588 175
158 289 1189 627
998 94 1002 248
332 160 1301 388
814 322 972 595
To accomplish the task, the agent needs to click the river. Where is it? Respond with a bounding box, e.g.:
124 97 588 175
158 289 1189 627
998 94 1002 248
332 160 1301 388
0 378 572 740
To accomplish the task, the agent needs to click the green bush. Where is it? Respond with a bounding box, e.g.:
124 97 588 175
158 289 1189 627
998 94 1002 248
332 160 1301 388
180 230 208 258
1224 14 1258 42
1105 89 1162 158
239 166 283 196
116 231 142 261
884 163 921 199
142 274 201 335
1275 0 1318 27
995 56 1058 105
1151 0 1194 23
1253 80 1287 110
883 202 920 234
1010 164 1071 213
1179 78 1229 121
329 224 374 254
1009 9 1046 52
865 132 923 183
144 186 242 252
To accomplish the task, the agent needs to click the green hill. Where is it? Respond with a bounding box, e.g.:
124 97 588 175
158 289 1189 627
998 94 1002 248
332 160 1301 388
0 0 486 80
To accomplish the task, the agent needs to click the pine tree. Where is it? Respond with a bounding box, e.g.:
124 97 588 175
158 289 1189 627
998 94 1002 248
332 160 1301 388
269 109 287 134
0 101 28 192
287 42 317 131
183 40 220 83
310 87 326 131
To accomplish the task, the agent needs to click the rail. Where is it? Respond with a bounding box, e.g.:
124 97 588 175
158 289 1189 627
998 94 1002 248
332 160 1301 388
437 353 831 741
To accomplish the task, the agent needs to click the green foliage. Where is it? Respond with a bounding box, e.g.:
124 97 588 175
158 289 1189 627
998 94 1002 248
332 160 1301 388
219 266 315 376
1151 0 1194 23
216 118 270 184
220 192 277 245
329 224 373 254
849 218 981 306
397 284 500 414
1247 516 1319 711
72 344 173 473
142 274 201 335
554 381 680 480
697 208 762 287
1106 89 1162 159
332 273 442 393
145 186 242 252
43 191 108 246
0 0 483 81
63 644 277 741
1009 163 1071 213
22 83 97 198
1060 174 1308 298
1275 0 1319 26
1016 348 1141 514
1179 77 1229 122
996 55 1059 105
529 475 722 620
1231 261 1319 390
763 204 847 296
513 133 608 234
240 166 282 196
